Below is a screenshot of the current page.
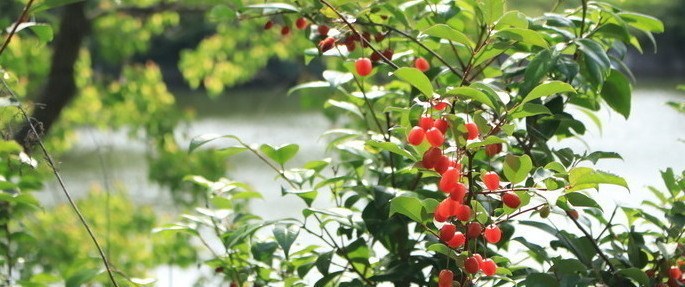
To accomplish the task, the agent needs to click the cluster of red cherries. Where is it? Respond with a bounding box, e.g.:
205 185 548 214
405 108 522 285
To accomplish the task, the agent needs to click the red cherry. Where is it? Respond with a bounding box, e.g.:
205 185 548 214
485 143 502 157
439 224 456 242
441 198 461 217
438 269 453 287
481 259 497 276
669 267 682 280
281 26 291 35
419 116 434 130
464 256 480 274
449 183 467 203
230 283 238 287
414 57 430 71
465 123 479 140
435 198 456 221
425 128 444 147
422 147 442 169
447 232 465 247
434 207 448 222
295 17 307 29
407 126 425 146
484 225 502 243
318 37 337 53
317 24 330 36
466 222 482 239
455 204 471 221
374 32 386 42
264 20 274 30
567 209 579 220
483 171 500 190
434 118 449 134
474 253 483 266
502 192 520 209
355 58 372 76
434 155 452 174
434 101 449 111
439 168 460 193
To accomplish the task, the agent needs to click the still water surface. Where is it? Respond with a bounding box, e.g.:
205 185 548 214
42 85 685 285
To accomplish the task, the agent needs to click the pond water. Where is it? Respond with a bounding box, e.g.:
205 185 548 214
41 83 685 285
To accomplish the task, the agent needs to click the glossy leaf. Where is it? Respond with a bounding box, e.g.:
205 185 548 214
421 24 475 49
600 69 632 119
392 67 434 97
503 154 533 184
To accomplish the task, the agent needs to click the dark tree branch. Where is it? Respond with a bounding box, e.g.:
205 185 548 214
14 2 90 150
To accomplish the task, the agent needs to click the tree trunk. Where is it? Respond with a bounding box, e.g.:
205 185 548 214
14 1 89 149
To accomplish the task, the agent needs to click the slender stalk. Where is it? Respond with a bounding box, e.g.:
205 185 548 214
567 210 617 272
494 203 546 225
0 0 35 57
313 214 376 286
1 79 120 287
318 0 397 69
359 21 462 77
579 0 588 37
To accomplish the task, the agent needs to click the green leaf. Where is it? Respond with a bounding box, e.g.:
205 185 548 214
315 251 334 275
618 12 664 33
576 39 611 87
287 81 330 96
325 99 363 118
365 140 417 161
189 134 240 153
260 144 299 166
495 11 529 29
223 221 274 249
445 86 495 109
65 268 101 287
389 196 424 223
392 67 434 97
152 224 200 236
273 225 300 259
600 69 632 119
28 24 53 43
282 187 318 207
568 167 628 191
564 192 603 211
30 0 85 13
495 28 549 48
503 154 533 184
421 24 475 49
510 103 552 119
243 3 299 12
466 135 507 149
479 0 505 25
520 49 554 95
553 259 587 275
208 5 237 22
521 81 575 105
524 273 559 287
618 268 649 286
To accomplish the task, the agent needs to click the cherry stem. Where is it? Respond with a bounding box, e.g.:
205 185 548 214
318 0 397 69
493 203 546 225
567 210 617 272
480 187 548 195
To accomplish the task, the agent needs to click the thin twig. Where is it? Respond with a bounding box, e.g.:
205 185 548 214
0 79 120 287
359 21 462 77
318 0 397 69
567 210 617 272
0 0 35 57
